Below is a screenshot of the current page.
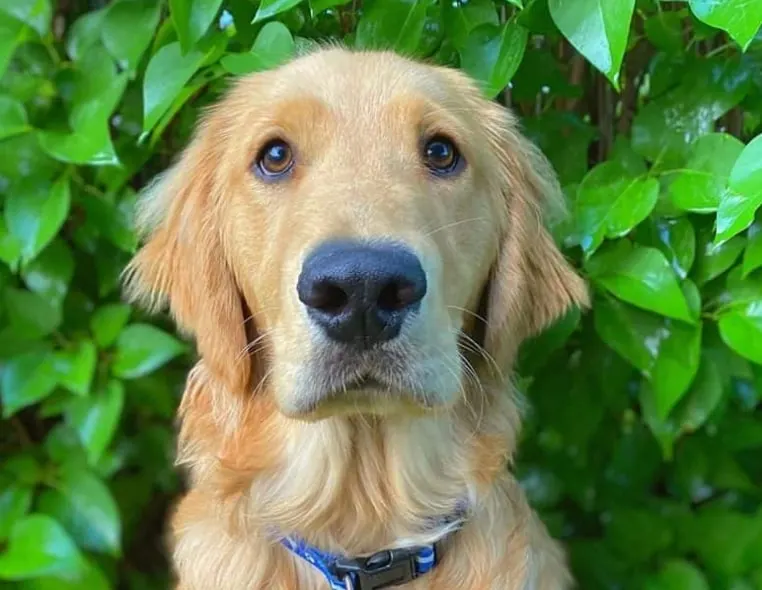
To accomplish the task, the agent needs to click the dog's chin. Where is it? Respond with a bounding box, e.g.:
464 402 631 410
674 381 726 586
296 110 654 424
277 375 455 422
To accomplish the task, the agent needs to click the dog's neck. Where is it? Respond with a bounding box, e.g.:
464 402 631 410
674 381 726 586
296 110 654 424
177 363 520 557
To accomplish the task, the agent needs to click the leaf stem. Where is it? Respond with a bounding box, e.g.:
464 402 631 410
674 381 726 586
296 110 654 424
705 42 735 59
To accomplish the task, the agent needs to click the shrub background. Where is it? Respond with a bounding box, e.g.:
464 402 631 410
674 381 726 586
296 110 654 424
1 0 761 588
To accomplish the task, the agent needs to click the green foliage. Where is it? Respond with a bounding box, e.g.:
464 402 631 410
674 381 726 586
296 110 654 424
0 1 761 589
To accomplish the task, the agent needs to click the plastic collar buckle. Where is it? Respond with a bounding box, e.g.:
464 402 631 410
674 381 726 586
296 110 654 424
332 547 417 590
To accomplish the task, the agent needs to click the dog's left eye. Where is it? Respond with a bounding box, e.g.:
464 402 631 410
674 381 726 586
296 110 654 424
423 136 462 176
255 139 294 179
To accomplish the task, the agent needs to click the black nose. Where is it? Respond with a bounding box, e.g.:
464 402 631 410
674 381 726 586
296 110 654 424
297 240 427 348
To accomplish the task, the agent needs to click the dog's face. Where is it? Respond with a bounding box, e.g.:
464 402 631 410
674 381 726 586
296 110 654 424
125 49 587 420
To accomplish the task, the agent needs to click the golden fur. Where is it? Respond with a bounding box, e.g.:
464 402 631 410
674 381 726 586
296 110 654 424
124 47 589 589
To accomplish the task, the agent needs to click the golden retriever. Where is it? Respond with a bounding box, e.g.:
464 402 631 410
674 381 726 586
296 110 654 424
124 47 588 590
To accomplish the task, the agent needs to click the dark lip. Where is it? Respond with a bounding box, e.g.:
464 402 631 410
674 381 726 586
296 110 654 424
342 374 388 392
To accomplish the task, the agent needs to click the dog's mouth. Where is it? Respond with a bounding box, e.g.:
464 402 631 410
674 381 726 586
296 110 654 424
290 359 439 419
342 373 388 393
281 331 462 419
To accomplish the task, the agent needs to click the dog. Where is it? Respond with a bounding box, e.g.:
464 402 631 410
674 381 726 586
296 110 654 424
124 46 589 590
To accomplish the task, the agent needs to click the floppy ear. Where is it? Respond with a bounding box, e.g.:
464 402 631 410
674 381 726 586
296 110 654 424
480 103 589 367
123 115 251 395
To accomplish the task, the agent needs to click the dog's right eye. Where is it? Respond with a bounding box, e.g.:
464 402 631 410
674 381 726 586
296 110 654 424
255 139 294 179
423 135 462 176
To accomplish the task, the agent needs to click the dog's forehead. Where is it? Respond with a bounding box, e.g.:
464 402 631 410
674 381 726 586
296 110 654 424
256 49 466 120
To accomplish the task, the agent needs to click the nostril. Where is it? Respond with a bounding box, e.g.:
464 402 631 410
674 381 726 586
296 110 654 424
305 281 349 314
377 279 424 312
377 281 407 311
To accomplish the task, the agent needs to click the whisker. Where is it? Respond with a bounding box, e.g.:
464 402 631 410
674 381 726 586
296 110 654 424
423 217 489 238
446 305 488 325
239 306 280 327
236 328 278 362
454 329 503 381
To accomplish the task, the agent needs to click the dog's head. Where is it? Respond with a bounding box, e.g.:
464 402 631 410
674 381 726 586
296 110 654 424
124 48 588 420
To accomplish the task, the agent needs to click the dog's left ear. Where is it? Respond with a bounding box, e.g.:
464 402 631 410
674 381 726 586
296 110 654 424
122 113 252 395
480 102 589 367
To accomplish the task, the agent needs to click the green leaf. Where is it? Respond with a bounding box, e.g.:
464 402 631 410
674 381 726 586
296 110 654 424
0 133 59 185
38 49 127 166
355 0 429 55
692 230 745 285
593 296 663 372
93 243 129 298
548 0 634 88
78 189 138 253
522 113 597 187
0 95 28 140
459 22 528 99
20 558 110 590
743 220 762 277
645 559 710 590
21 239 74 306
65 7 107 61
0 21 23 80
0 479 32 541
4 288 62 338
253 0 303 22
518 306 581 374
112 323 187 379
652 218 697 280
682 506 762 576
575 161 658 256
719 268 762 330
4 178 70 263
650 320 702 418
0 0 52 36
587 244 694 323
0 348 59 417
716 134 762 244
669 133 745 213
1 455 43 486
632 59 750 167
220 21 295 75
142 42 209 134
0 218 22 267
0 514 83 580
142 65 226 146
66 381 125 466
641 383 678 460
689 0 762 50
512 46 582 103
91 303 132 348
171 0 224 52
38 130 120 167
719 305 762 365
441 0 498 49
39 465 121 555
309 0 350 14
643 10 684 54
681 279 702 319
673 354 724 434
53 340 97 397
43 425 89 469
101 0 162 73
606 507 674 564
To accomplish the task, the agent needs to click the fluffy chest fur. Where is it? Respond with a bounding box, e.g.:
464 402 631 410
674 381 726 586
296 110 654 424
168 367 569 590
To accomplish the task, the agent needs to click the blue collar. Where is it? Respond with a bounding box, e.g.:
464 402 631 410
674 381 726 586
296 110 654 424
279 505 468 590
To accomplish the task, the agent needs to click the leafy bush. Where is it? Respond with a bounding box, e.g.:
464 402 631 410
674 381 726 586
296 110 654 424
1 0 761 588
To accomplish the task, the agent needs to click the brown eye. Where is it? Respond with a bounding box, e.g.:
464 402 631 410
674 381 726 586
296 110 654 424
423 136 461 175
256 139 294 178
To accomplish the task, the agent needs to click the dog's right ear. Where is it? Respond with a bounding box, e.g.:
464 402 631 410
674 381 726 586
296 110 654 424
123 115 251 395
